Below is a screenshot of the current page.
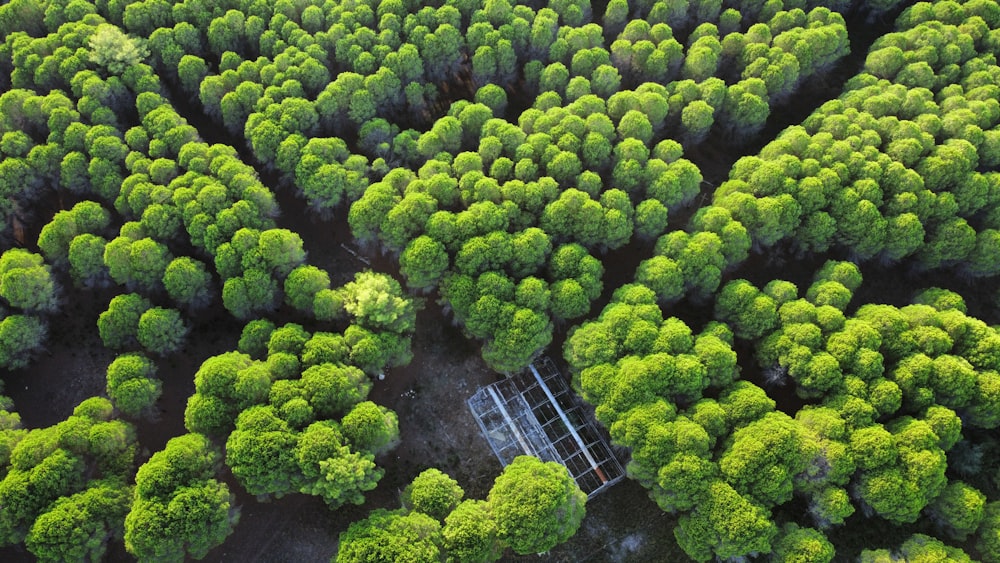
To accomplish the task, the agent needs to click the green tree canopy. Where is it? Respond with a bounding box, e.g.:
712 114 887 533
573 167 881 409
487 456 586 555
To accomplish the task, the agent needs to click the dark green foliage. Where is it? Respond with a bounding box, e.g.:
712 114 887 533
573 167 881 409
674 480 777 561
400 235 449 290
224 406 299 498
442 499 501 563
0 397 135 552
38 201 110 265
184 352 258 437
68 234 110 288
284 265 330 313
979 501 1000 563
770 523 834 563
0 448 86 546
237 320 275 359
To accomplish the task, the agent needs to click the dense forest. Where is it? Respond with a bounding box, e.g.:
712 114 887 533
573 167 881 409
2 0 1000 560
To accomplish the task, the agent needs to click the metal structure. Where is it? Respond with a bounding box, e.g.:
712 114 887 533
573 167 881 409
467 356 626 497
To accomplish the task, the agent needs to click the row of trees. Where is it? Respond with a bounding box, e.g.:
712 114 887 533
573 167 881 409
558 1 1000 560
708 0 1000 273
108 2 868 247
1 4 422 560
0 1 419 348
30 0 907 382
565 259 1000 560
337 457 586 562
605 0 905 40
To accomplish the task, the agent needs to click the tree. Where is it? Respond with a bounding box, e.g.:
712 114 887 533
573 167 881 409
634 199 669 241
225 406 298 498
257 229 306 279
681 100 715 145
979 501 1000 563
475 84 507 116
302 442 383 509
125 481 236 562
488 456 586 555
89 24 149 76
106 353 161 418
719 412 807 507
0 250 59 314
0 447 86 546
137 307 188 356
482 307 552 373
177 55 208 94
338 271 416 334
37 201 110 265
927 481 986 541
300 363 370 419
861 533 974 562
222 269 279 320
0 315 48 370
68 235 109 289
442 499 501 563
163 257 213 309
550 279 590 321
636 256 684 303
237 320 274 359
98 293 152 350
674 480 778 562
184 352 257 437
301 332 349 368
126 434 236 561
403 468 464 522
284 265 331 313
341 401 399 455
509 228 551 279
541 189 606 247
771 523 834 563
343 325 412 374
617 110 653 145
714 280 779 341
104 237 172 293
400 235 449 291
